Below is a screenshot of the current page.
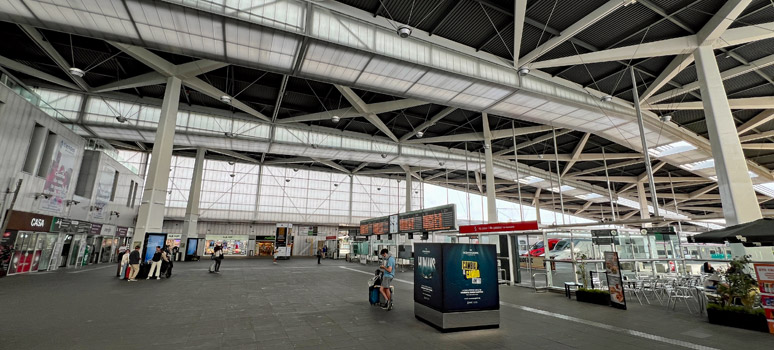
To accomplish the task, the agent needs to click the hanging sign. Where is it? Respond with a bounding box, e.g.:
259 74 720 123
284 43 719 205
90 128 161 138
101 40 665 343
459 221 538 234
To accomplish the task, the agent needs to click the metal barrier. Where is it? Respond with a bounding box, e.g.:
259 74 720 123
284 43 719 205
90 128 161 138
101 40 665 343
532 272 548 293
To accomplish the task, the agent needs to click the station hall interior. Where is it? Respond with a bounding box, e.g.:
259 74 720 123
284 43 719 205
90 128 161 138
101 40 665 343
1 0 774 349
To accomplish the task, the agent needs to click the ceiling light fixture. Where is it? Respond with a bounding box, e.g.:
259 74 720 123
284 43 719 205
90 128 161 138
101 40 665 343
229 173 235 178
220 95 232 104
293 168 299 172
381 153 387 159
224 132 236 138
69 67 85 77
517 67 530 76
331 115 340 123
228 161 235 165
660 114 672 123
601 95 613 102
285 179 291 183
397 25 412 38
416 130 424 138
311 144 318 149
115 116 128 123
439 161 445 166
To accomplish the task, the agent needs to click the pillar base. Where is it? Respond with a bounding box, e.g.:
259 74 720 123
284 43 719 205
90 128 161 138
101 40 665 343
414 302 500 332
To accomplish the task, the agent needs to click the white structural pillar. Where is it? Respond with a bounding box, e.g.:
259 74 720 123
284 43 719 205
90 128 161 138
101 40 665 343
405 171 413 212
134 76 182 248
482 113 498 223
636 182 651 228
181 147 206 246
694 45 762 225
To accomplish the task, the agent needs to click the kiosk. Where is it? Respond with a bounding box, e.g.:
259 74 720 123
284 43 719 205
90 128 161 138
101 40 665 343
414 243 500 332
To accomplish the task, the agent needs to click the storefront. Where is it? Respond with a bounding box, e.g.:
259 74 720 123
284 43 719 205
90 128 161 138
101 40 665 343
99 224 117 263
1 211 55 276
255 236 275 257
204 235 249 256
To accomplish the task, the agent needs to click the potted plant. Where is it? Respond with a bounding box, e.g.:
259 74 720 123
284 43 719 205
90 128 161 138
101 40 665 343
576 288 610 306
707 255 768 332
575 253 589 289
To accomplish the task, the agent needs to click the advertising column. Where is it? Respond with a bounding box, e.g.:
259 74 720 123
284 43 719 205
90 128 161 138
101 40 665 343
754 263 774 334
604 251 627 310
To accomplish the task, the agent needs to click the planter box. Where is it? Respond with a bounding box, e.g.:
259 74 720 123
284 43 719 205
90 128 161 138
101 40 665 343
707 307 769 333
576 290 610 306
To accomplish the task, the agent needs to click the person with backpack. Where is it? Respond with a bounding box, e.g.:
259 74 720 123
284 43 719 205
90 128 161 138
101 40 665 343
210 245 223 273
379 248 395 310
147 246 163 280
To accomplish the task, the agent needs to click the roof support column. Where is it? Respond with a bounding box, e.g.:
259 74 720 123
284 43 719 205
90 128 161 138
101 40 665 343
636 182 651 228
405 171 413 212
182 147 206 245
694 45 761 225
134 76 182 250
483 113 497 223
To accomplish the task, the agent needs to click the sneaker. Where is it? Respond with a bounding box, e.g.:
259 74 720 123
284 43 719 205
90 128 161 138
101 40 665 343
156 277 160 280
387 300 393 311
273 262 278 265
380 303 388 309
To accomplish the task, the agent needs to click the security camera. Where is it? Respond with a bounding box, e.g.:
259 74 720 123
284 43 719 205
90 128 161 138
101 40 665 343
285 179 291 183
397 25 412 38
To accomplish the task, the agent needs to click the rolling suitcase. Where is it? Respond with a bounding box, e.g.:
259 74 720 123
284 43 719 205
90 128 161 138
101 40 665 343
369 286 380 305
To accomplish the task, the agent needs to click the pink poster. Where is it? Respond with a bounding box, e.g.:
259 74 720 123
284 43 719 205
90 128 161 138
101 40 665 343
40 139 78 213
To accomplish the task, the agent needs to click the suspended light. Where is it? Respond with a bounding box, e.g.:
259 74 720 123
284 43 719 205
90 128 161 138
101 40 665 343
439 161 445 166
69 67 85 77
416 130 424 138
601 95 613 102
285 179 291 183
331 115 340 123
517 67 530 76
115 116 128 123
377 187 382 191
229 173 235 178
397 25 412 38
311 144 319 149
660 114 672 123
228 161 235 165
381 153 387 159
220 95 232 104
224 132 236 138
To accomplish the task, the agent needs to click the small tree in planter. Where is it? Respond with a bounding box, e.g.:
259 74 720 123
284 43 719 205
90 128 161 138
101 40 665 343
707 255 767 332
575 253 589 288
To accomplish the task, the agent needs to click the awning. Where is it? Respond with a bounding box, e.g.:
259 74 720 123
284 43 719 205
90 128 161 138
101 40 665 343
689 218 774 246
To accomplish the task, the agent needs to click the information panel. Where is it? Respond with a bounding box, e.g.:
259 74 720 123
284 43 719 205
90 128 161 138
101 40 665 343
360 204 456 236
359 217 390 235
604 251 627 310
414 243 444 311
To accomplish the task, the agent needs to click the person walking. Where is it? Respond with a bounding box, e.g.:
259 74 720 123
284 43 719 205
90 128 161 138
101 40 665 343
210 245 223 273
273 248 278 265
316 247 322 264
128 246 140 282
147 246 163 280
379 248 395 311
322 245 327 259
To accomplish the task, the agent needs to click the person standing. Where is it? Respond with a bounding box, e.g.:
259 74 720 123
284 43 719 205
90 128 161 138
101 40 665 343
273 248 279 265
316 247 322 264
322 245 327 259
146 246 163 280
379 248 395 310
120 248 130 280
128 246 140 282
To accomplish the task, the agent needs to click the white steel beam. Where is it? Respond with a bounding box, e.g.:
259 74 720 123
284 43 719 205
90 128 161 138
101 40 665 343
185 77 270 122
507 153 642 161
279 98 427 124
719 21 774 47
312 158 350 174
741 143 774 151
208 148 260 164
574 201 593 215
406 125 552 144
92 71 167 93
639 54 694 103
271 75 289 123
573 176 707 183
19 25 89 91
0 55 80 90
566 159 642 177
493 129 572 156
740 130 774 142
737 110 774 135
335 85 401 142
648 97 774 110
561 133 590 177
518 0 627 66
264 157 314 165
400 106 456 141
512 0 528 66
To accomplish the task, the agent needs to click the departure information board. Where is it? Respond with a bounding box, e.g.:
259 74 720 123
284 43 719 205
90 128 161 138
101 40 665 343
359 204 457 236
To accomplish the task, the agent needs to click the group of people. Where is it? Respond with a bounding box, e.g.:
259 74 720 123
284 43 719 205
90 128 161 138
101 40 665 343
119 245 174 281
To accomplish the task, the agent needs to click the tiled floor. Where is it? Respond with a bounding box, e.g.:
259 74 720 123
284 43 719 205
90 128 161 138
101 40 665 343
0 258 771 349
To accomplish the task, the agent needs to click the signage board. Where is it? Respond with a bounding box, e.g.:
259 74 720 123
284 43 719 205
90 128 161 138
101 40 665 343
459 221 538 234
5 211 54 232
89 223 103 236
591 229 618 237
275 223 291 247
76 221 91 234
167 233 182 240
389 214 398 234
50 217 73 233
255 236 275 241
604 251 627 310
100 224 116 237
116 227 129 237
641 226 675 235
361 205 456 236
414 243 444 311
754 263 774 334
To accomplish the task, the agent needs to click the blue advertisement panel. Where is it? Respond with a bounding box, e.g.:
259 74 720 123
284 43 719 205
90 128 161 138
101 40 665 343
414 243 444 311
442 244 499 312
144 234 167 262
186 238 198 256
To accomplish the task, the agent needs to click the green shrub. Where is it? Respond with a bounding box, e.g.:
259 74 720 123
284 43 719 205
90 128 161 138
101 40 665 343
707 303 765 316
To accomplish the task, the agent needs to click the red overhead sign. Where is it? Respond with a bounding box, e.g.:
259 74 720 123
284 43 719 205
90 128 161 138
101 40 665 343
459 221 539 234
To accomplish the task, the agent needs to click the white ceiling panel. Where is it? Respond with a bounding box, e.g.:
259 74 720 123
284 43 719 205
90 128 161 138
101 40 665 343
301 42 370 84
407 70 474 103
225 19 299 71
355 57 426 94
450 82 514 109
26 0 139 40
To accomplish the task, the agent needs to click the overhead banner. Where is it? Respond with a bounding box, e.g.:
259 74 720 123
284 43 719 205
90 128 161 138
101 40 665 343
459 221 538 234
40 139 78 213
604 251 627 310
92 165 116 220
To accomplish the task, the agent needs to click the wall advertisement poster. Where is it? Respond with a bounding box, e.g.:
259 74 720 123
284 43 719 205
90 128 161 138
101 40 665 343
92 165 116 220
754 263 774 334
604 251 626 310
40 139 78 213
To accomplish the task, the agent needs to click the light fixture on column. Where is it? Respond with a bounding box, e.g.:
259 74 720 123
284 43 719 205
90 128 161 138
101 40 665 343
659 114 672 123
69 67 85 77
601 95 613 102
331 115 340 123
397 25 412 38
220 95 232 104
416 130 424 138
109 210 120 218
538 154 544 159
116 116 128 123
333 183 339 187
517 67 530 76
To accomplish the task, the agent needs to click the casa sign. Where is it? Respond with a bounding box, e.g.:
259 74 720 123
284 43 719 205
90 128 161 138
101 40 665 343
5 211 53 232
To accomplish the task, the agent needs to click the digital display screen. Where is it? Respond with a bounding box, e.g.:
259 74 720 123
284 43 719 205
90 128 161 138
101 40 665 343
360 205 456 236
359 217 389 235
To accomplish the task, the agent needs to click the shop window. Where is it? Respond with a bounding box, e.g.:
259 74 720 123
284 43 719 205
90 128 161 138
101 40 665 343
22 123 47 174
36 131 58 178
110 170 119 201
